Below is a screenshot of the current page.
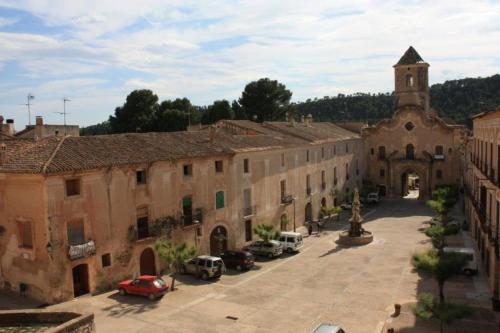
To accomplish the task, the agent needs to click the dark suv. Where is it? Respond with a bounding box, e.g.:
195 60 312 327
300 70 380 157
220 250 255 271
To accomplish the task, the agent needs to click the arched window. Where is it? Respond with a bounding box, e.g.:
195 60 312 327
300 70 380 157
406 74 413 87
406 144 415 160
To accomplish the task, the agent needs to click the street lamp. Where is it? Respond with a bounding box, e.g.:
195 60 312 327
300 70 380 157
293 197 297 232
193 219 200 247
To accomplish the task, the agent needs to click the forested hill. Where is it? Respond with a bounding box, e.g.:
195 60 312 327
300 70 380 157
295 74 500 125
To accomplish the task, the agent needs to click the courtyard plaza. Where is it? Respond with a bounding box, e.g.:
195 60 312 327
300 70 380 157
6 198 497 333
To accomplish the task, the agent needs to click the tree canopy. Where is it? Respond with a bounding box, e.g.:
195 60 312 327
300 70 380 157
81 74 500 135
109 89 158 133
295 74 500 126
201 99 234 124
239 78 293 122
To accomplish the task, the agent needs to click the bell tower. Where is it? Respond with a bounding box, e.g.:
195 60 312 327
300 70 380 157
394 46 430 112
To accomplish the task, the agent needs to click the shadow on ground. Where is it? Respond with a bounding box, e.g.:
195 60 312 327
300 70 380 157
104 292 160 317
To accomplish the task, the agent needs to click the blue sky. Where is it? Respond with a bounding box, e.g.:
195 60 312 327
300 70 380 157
0 0 500 128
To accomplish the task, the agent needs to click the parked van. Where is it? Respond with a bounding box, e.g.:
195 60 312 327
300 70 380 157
443 247 478 275
279 231 304 253
366 192 380 204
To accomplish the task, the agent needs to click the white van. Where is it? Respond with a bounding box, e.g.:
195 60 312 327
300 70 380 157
279 231 304 253
443 247 478 275
367 192 380 204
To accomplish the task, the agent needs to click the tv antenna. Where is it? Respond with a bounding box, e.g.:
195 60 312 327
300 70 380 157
23 94 35 125
55 97 71 135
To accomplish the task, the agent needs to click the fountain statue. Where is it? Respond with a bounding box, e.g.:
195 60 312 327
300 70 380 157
338 188 373 245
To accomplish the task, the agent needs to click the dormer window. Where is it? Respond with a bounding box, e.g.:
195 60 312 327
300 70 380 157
405 74 413 87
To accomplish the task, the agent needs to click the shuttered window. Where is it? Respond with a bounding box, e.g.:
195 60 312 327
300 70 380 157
216 191 225 209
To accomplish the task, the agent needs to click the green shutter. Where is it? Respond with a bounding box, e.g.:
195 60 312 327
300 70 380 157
183 196 192 206
216 191 225 209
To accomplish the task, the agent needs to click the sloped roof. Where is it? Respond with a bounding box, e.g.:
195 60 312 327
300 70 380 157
0 120 359 174
395 46 426 66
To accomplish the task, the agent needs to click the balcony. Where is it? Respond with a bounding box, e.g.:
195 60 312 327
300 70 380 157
242 205 257 219
68 240 96 261
434 154 445 160
281 195 294 205
182 209 204 229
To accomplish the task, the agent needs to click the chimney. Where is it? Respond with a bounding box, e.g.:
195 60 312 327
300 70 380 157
1 118 14 136
35 116 43 126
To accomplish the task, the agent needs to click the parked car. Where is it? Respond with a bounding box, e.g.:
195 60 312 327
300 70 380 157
220 250 255 271
278 231 304 253
311 323 345 333
246 240 283 258
366 192 380 204
340 202 363 210
443 247 478 275
181 255 226 280
118 275 168 300
428 216 458 227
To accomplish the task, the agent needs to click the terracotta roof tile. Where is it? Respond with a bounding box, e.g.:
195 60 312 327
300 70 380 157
0 121 359 174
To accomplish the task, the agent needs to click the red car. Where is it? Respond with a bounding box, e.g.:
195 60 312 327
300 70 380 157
118 275 168 300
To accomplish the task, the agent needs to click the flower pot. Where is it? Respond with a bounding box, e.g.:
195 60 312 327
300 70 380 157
394 303 401 316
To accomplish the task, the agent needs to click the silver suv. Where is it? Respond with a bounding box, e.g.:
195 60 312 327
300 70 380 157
182 255 226 280
247 240 283 258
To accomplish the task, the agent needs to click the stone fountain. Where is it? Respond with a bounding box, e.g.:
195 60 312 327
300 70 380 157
338 188 373 245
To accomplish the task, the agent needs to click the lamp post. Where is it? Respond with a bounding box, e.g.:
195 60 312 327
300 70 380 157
193 219 200 248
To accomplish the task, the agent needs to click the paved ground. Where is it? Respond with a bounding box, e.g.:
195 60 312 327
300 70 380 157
45 198 449 333
382 197 500 332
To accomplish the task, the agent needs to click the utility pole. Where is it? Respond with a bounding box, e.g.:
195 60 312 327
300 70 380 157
25 94 35 125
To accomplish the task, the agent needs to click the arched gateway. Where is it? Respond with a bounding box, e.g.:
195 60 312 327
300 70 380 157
362 47 466 198
139 248 156 276
210 225 228 256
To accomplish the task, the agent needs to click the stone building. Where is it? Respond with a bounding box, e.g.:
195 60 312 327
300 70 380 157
463 108 500 301
0 117 362 303
362 47 467 199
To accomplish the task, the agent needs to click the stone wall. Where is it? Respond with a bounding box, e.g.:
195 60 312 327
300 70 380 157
0 310 94 333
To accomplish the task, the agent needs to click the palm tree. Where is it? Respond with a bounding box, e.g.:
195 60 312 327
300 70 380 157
412 250 468 304
154 239 196 291
253 224 281 243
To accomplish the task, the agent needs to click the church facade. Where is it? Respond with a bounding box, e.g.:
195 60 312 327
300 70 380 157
362 47 467 199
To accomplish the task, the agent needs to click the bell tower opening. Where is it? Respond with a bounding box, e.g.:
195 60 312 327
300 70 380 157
394 46 430 111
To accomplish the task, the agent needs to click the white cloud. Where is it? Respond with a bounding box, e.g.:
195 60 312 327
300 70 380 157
0 0 499 127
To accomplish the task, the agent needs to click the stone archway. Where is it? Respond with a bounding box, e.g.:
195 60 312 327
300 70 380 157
392 161 429 199
72 264 89 297
210 225 228 256
140 248 156 276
